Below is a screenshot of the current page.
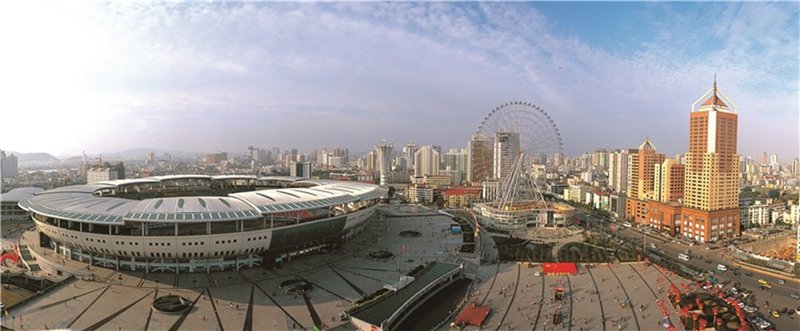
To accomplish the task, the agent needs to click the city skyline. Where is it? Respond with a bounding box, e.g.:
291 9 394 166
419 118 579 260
1 2 797 159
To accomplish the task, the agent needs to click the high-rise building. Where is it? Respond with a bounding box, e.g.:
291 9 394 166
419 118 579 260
608 150 629 193
467 133 492 184
682 80 740 242
792 158 799 177
444 148 468 185
414 145 440 177
145 152 154 166
401 142 417 172
271 147 280 163
0 151 19 178
248 146 267 165
769 154 780 173
375 142 393 186
625 138 665 224
653 158 685 203
552 153 564 168
592 149 611 169
114 161 126 180
493 132 520 180
290 161 312 178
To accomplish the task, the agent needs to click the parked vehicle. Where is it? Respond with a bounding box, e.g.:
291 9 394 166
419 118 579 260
678 253 690 261
717 264 728 271
743 305 758 314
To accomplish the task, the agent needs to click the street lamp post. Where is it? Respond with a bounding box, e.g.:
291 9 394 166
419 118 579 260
643 208 648 254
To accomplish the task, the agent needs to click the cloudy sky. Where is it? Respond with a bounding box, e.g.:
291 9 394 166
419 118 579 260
1 2 797 159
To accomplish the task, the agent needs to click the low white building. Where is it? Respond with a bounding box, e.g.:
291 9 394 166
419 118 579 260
740 201 772 228
406 185 433 204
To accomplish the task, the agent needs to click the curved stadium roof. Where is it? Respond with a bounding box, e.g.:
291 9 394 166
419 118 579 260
19 176 384 225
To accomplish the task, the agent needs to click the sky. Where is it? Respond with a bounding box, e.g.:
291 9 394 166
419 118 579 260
0 2 797 160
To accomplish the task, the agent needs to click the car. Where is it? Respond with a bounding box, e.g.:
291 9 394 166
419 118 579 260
771 310 780 318
777 279 785 285
791 293 800 300
758 279 768 285
743 305 758 314
745 272 754 277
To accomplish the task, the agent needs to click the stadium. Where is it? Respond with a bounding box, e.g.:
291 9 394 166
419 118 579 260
18 175 384 273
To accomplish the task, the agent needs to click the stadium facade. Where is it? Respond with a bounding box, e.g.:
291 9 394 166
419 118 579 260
19 175 384 273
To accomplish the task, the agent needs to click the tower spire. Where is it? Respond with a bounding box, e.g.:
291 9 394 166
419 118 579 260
712 74 718 106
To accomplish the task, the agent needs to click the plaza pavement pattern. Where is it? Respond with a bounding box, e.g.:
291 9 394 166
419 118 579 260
4 205 698 331
462 261 692 331
3 206 464 331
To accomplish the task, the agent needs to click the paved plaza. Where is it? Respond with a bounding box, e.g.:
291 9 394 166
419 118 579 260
4 205 705 331
464 261 692 331
3 206 464 331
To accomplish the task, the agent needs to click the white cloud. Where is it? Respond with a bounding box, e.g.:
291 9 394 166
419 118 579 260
0 2 796 159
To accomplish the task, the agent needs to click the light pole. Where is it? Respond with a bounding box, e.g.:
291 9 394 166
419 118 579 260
643 208 648 254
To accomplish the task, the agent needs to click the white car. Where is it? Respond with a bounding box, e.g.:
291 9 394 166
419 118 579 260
744 305 758 313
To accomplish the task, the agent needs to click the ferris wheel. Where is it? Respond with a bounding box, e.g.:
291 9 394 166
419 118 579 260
471 101 563 209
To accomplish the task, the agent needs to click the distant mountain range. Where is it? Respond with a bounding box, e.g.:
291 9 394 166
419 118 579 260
8 152 61 166
3 148 204 168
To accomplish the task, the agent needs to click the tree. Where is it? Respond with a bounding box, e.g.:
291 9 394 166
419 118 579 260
767 189 779 199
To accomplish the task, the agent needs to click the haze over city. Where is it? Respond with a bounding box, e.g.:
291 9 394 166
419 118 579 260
1 1 797 158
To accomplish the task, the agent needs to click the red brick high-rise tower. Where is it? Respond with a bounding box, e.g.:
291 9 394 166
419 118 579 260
681 78 740 242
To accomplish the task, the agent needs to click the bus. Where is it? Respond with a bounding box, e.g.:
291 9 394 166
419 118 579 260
678 253 690 261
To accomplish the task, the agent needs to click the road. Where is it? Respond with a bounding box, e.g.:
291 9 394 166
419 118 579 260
616 226 800 330
569 209 799 330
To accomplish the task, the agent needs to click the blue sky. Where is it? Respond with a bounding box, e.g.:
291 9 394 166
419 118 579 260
0 2 797 160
